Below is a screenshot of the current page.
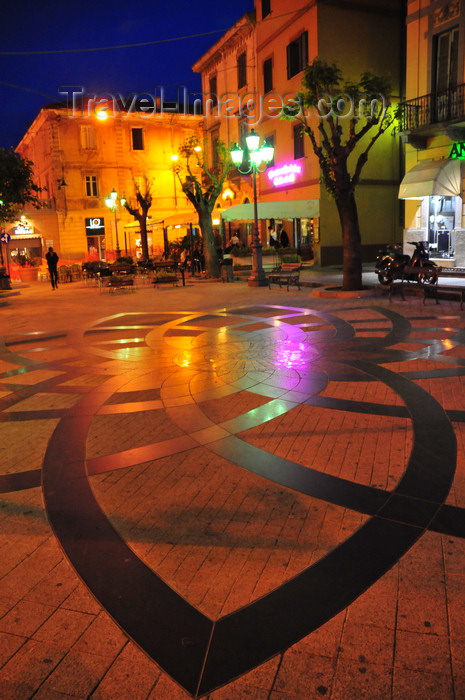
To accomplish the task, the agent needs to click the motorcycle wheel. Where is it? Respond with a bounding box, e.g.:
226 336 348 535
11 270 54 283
417 266 439 285
378 271 394 285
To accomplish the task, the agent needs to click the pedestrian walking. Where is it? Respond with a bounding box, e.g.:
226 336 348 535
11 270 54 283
279 226 289 248
46 246 59 289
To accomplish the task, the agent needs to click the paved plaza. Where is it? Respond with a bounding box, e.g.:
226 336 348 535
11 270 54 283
1 274 465 699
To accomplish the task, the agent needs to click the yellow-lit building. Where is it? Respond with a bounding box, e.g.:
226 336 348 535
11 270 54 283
194 0 404 264
399 0 465 266
13 101 203 265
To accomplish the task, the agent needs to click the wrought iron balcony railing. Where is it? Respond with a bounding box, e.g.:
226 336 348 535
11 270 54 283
400 83 465 131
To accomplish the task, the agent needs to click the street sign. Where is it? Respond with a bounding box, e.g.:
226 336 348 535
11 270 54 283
0 232 11 244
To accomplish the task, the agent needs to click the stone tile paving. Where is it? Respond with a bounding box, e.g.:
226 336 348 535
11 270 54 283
0 280 465 697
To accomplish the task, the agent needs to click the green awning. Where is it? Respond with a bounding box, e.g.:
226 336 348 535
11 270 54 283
221 199 319 222
399 159 461 199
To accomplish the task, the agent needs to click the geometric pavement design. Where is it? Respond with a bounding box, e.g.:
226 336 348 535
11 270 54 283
1 303 465 696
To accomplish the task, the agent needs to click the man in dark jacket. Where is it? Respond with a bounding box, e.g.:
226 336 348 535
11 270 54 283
46 246 59 289
279 226 289 248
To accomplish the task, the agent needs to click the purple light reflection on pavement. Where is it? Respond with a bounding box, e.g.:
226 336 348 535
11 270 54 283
272 337 320 371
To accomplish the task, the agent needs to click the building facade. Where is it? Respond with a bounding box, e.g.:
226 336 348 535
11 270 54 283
399 0 465 267
194 0 405 264
13 101 202 266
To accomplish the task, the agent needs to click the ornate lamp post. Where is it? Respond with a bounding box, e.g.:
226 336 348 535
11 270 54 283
105 190 126 259
231 130 274 287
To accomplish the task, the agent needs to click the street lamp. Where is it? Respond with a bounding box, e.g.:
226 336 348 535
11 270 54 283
231 129 274 287
105 190 126 259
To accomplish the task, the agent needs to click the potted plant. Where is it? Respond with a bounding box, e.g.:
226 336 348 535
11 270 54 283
279 251 301 264
17 255 39 282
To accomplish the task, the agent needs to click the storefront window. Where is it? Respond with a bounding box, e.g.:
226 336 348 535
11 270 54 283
428 195 456 258
295 218 315 260
86 236 105 261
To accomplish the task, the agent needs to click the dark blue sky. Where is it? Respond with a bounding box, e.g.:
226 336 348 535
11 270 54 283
0 0 253 149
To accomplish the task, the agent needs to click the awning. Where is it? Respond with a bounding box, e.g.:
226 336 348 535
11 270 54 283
123 211 199 228
163 211 199 226
124 217 168 229
221 199 319 222
8 234 43 241
399 159 461 199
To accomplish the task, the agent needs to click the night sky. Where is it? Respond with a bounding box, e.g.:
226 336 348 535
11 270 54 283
0 0 253 150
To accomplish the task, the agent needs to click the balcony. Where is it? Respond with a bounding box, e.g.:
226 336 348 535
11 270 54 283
400 83 465 133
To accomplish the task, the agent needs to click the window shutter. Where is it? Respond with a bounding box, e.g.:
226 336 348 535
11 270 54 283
300 31 308 71
263 58 273 93
80 126 96 150
286 43 293 80
436 33 450 91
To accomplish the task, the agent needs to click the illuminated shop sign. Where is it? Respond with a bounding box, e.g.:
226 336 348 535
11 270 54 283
267 163 302 187
85 217 105 234
14 223 33 235
449 142 465 159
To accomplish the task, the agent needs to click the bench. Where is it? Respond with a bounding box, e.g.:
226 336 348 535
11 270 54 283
268 262 302 291
423 283 465 309
152 269 179 287
388 265 438 303
151 262 185 288
107 275 135 292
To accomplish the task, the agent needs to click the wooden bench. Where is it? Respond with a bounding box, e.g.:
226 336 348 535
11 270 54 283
152 269 179 287
151 262 185 288
388 265 438 303
268 262 302 291
107 275 135 292
423 283 465 309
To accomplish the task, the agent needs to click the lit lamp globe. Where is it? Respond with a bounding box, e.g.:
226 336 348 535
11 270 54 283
230 130 274 287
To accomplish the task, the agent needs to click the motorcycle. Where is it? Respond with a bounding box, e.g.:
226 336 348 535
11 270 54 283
375 241 439 285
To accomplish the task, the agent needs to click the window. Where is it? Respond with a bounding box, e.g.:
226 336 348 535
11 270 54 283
232 120 250 170
263 58 273 94
428 195 456 258
131 127 144 150
434 26 459 121
239 119 249 151
85 175 98 197
293 123 305 160
261 0 271 19
208 75 218 108
237 52 247 90
80 125 96 150
265 134 275 168
435 27 459 91
287 31 308 79
211 128 220 167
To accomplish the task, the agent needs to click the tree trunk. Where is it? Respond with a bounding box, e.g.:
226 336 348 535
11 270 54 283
139 217 150 262
198 210 221 278
335 191 363 291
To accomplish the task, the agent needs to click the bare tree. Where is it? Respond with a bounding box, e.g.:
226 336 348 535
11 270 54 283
284 58 396 291
123 175 153 262
172 135 233 278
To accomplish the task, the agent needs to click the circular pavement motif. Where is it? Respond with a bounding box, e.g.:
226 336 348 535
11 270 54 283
1 304 465 696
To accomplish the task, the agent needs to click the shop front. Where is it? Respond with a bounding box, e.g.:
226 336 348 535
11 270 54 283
4 216 43 267
2 217 44 280
85 217 107 261
221 199 319 260
399 158 464 266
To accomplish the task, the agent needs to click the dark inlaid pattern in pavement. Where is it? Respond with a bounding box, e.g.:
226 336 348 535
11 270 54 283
1 305 465 696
